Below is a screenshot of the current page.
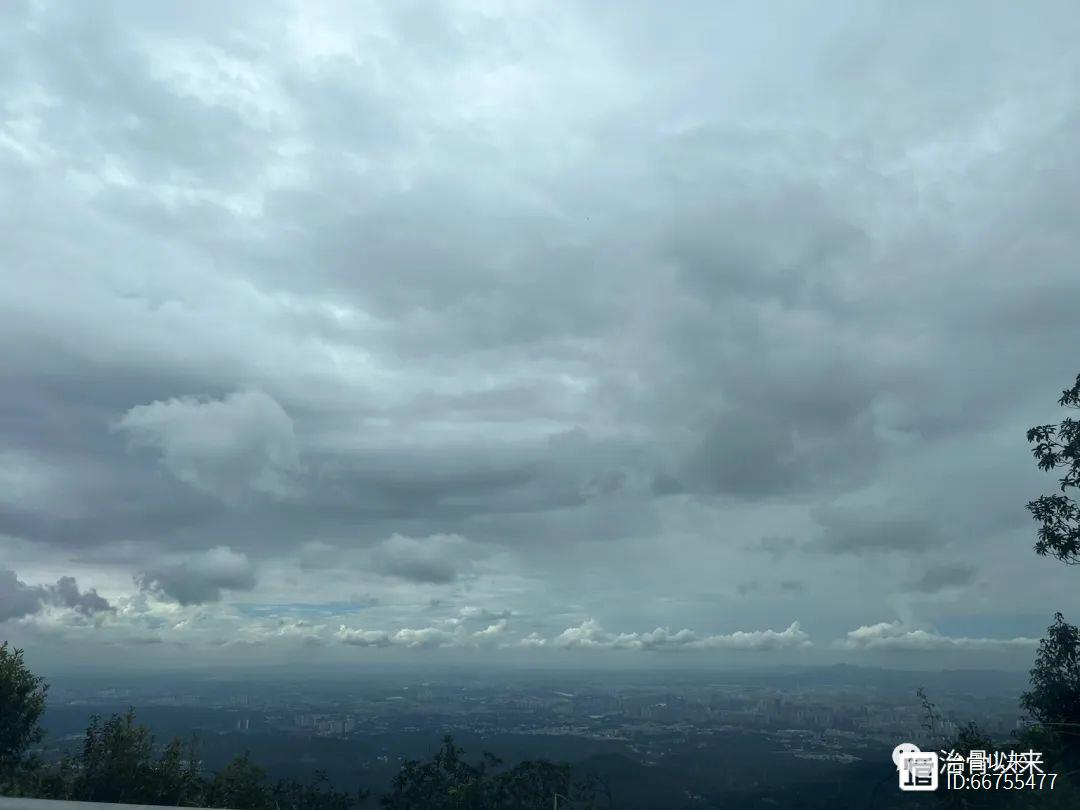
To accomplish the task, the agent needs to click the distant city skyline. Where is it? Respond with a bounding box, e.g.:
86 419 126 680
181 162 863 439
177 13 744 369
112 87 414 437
3 0 1080 673
31 666 1028 804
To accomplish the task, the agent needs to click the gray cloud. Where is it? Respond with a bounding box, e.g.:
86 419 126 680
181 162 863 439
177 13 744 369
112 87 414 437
370 534 481 584
0 569 113 621
736 581 761 597
297 541 345 572
752 536 799 560
49 576 113 615
2 0 1080 667
0 569 46 622
907 563 977 595
458 606 513 623
813 507 940 556
137 547 256 605
115 391 301 505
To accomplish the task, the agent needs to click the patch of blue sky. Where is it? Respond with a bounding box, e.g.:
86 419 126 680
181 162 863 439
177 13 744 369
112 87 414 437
230 601 370 618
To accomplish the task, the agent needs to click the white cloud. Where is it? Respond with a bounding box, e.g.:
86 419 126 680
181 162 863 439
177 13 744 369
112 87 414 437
115 390 301 504
837 621 1038 652
335 616 812 654
473 619 509 643
550 619 811 652
518 632 548 649
253 618 326 647
687 623 812 651
336 626 392 647
335 624 457 649
392 626 457 649
553 619 627 650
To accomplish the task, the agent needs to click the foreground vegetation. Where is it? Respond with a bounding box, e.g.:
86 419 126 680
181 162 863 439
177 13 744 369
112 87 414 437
0 642 602 809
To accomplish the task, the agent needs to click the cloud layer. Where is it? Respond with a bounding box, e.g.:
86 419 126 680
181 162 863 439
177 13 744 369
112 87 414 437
837 622 1038 653
547 620 811 652
2 0 1080 669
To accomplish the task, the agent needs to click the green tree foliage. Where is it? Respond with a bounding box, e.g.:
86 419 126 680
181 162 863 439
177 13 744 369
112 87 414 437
66 710 200 805
1020 612 1080 768
1026 373 1080 565
207 754 367 810
380 735 601 809
1021 373 1080 782
381 736 495 809
918 686 997 756
271 771 367 810
0 642 48 788
206 752 270 809
41 711 367 809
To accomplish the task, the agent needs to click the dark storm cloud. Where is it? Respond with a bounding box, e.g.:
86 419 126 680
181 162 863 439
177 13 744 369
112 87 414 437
50 576 113 615
0 570 45 622
0 569 113 621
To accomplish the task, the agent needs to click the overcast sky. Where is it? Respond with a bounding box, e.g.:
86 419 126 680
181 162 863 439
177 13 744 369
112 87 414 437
3 0 1080 674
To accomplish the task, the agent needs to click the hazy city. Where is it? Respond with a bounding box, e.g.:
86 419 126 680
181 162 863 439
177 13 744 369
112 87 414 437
33 666 1029 806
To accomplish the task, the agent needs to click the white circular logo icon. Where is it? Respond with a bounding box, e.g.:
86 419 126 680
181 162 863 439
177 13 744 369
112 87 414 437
892 742 921 769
